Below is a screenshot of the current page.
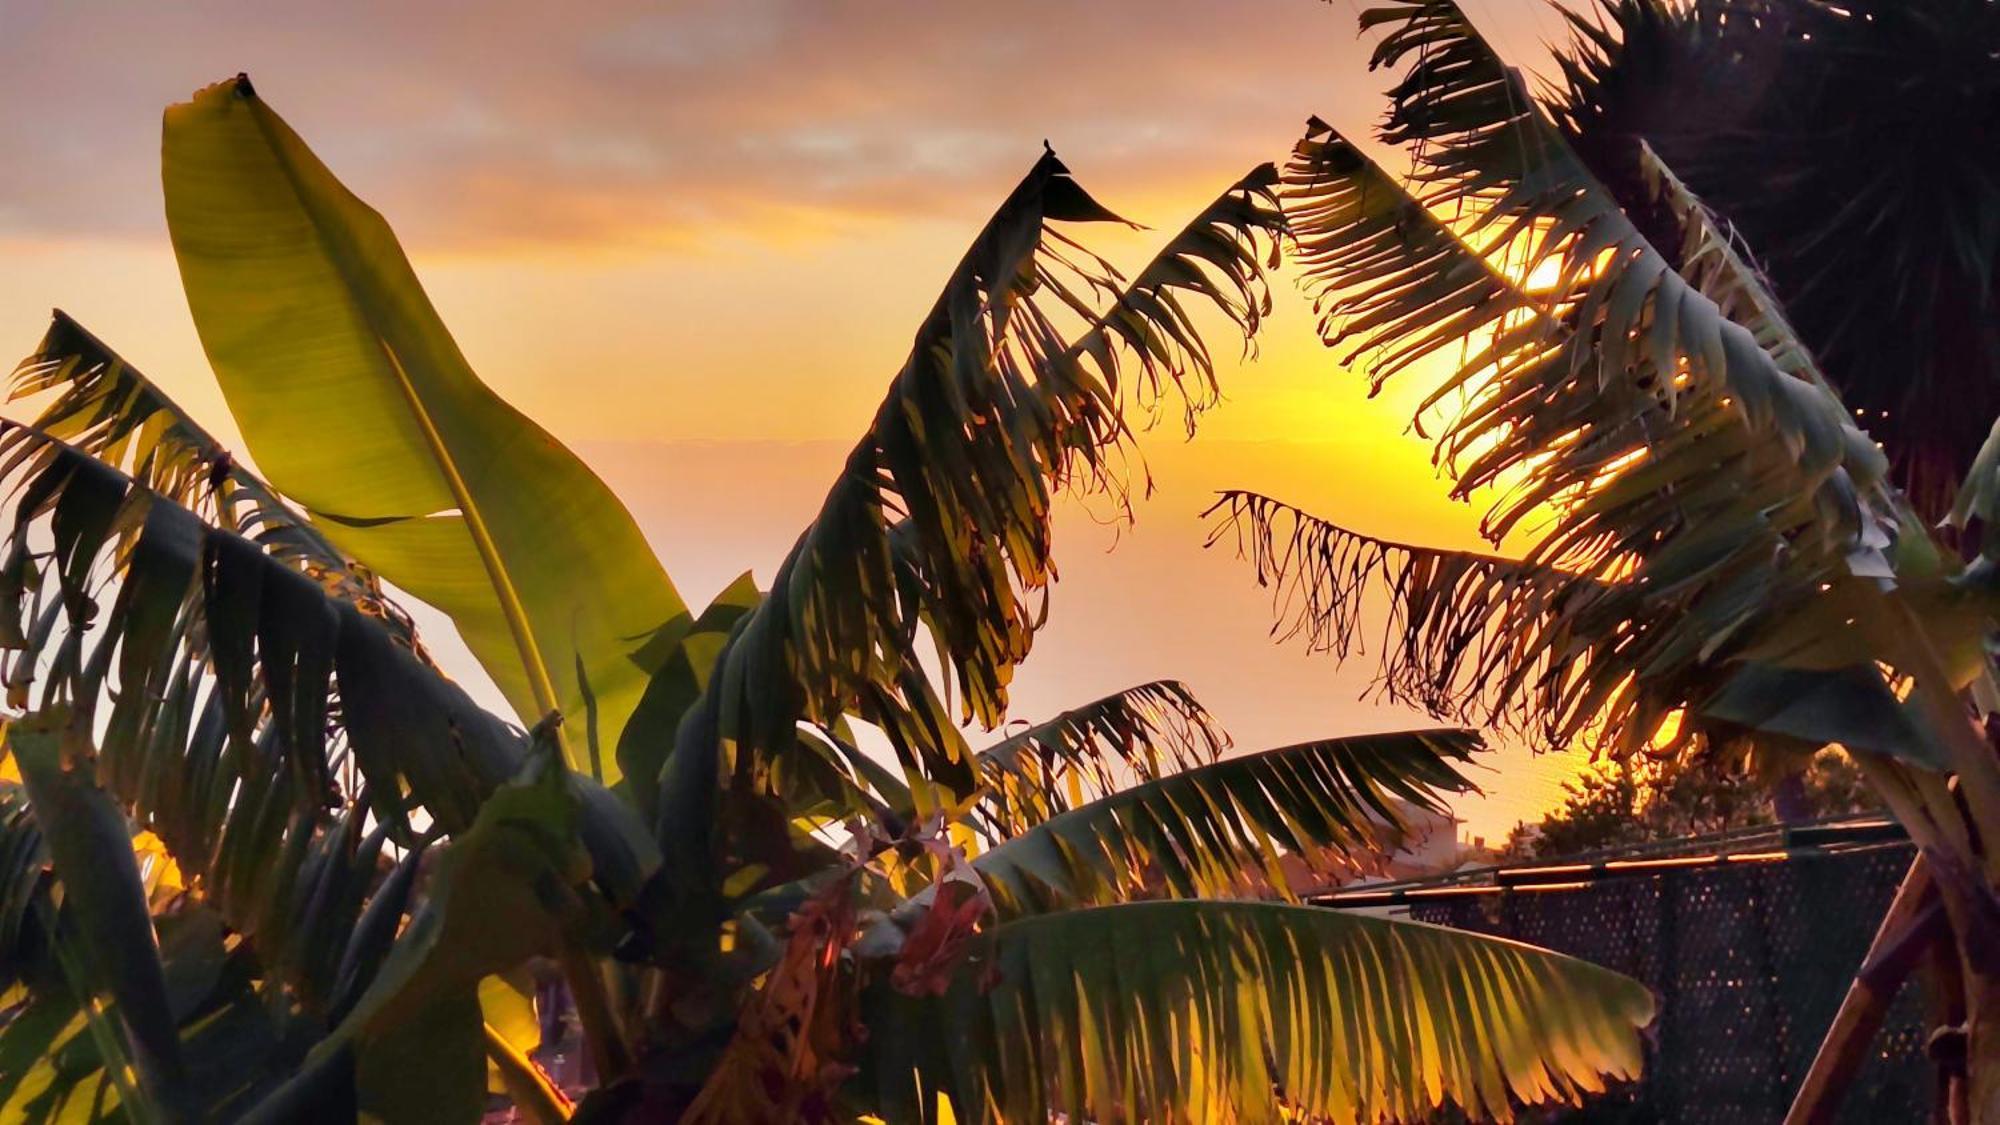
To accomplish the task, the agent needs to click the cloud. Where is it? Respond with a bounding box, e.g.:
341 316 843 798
0 0 1570 253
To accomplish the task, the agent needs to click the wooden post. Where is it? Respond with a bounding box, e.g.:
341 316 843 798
1783 853 1941 1125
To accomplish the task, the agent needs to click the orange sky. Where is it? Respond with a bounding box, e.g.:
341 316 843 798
0 0 1591 840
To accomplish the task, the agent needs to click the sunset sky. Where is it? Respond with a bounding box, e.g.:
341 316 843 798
0 0 1587 840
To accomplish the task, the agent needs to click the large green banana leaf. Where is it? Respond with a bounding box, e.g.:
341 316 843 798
856 899 1656 1124
161 75 685 781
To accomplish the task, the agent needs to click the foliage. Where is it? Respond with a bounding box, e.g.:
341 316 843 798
971 727 1484 914
0 66 1659 1125
1209 1 2000 1117
1502 748 1879 861
162 76 688 784
1549 0 2000 517
859 900 1652 1125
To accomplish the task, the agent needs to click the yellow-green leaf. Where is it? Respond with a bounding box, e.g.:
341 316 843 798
479 971 570 1122
161 75 686 782
475 973 543 1055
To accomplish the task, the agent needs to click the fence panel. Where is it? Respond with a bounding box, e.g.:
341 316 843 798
1410 844 1932 1123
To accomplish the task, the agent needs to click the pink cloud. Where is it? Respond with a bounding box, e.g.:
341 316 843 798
0 0 1568 251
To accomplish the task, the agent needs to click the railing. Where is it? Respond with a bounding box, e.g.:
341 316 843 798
1370 818 1930 1122
1312 812 1905 909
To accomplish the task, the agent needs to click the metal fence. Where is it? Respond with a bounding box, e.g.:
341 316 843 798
1329 824 1932 1122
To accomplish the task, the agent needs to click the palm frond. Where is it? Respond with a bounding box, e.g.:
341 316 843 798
0 425 452 1010
0 767 401 1123
654 162 1283 909
0 411 654 1014
970 728 1480 915
675 149 1148 821
0 426 516 843
1204 490 1609 728
1363 0 1591 268
1283 117 1538 390
1275 11 1904 755
8 312 421 649
0 408 657 1115
856 899 1655 1124
970 679 1229 841
703 155 1281 759
1355 0 1883 508
0 909 281 1124
1549 0 2000 517
1205 486 1959 770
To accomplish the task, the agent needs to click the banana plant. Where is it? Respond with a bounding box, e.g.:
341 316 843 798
0 73 1658 1123
1207 3 2000 1120
160 75 688 785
